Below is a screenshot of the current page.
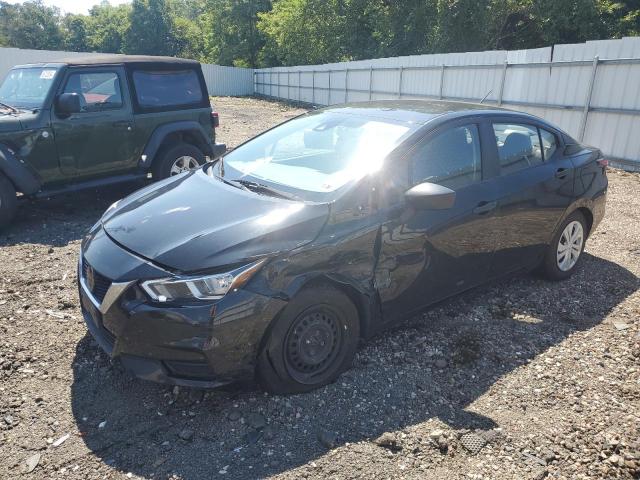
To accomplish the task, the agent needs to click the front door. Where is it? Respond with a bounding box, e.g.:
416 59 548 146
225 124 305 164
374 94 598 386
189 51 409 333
376 120 501 322
51 66 137 179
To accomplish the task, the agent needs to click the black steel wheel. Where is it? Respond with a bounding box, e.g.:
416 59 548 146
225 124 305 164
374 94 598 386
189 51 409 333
284 307 343 384
257 285 360 394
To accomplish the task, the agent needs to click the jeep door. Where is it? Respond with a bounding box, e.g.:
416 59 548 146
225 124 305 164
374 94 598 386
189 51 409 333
51 66 137 178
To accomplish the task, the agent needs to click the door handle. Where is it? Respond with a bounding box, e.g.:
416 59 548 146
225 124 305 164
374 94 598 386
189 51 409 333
555 167 569 179
113 121 132 131
473 200 497 215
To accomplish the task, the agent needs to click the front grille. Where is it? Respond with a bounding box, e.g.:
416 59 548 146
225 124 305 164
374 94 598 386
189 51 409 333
82 258 112 303
163 360 215 380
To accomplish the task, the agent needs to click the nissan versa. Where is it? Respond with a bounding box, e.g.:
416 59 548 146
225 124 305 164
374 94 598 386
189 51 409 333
78 100 607 394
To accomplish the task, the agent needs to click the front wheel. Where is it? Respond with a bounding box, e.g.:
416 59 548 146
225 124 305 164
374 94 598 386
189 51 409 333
152 143 204 180
257 286 360 394
539 211 587 280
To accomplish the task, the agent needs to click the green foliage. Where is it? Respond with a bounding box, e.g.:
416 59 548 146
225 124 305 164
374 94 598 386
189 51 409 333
87 2 131 53
63 14 91 52
0 0 637 66
202 0 271 68
124 0 176 55
0 1 64 50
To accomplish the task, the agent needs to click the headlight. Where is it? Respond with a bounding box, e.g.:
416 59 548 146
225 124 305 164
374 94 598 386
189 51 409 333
140 259 266 302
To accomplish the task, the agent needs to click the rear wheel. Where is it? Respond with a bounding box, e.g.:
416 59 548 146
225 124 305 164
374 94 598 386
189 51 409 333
257 285 360 394
539 211 587 280
0 174 17 229
152 143 204 180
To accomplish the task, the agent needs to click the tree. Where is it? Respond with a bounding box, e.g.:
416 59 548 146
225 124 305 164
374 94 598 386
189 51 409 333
0 0 64 50
203 0 271 67
368 0 438 58
531 0 605 46
171 16 205 60
63 14 90 52
432 0 492 53
0 0 637 67
87 2 132 53
258 0 348 65
600 0 640 37
124 0 177 56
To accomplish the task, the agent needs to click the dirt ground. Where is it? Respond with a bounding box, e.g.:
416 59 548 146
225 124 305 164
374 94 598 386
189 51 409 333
0 96 638 480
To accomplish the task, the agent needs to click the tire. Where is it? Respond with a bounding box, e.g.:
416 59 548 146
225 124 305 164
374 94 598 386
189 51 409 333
152 142 204 180
0 174 17 230
256 285 360 395
539 211 587 281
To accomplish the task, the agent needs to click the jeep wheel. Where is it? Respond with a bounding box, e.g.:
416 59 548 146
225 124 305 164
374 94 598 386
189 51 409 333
153 143 205 180
0 174 17 229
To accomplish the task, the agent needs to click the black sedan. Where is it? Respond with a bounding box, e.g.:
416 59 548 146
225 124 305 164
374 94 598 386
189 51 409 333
78 100 608 394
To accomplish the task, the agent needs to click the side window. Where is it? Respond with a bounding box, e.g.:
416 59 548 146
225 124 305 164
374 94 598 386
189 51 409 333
63 71 122 112
132 69 203 108
410 124 482 190
540 129 558 160
493 123 543 175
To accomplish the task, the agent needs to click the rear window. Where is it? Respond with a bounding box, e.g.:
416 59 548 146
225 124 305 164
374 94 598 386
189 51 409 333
132 69 203 108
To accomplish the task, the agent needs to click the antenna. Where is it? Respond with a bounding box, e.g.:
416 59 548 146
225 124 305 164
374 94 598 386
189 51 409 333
480 90 492 104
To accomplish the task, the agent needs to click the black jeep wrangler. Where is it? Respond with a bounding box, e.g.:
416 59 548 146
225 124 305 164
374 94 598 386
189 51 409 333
0 55 225 228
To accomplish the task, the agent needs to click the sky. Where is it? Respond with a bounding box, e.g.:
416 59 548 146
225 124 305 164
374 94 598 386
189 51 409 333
5 0 131 15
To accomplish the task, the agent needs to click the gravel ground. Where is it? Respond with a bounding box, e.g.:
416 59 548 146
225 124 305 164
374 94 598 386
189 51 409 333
0 96 638 480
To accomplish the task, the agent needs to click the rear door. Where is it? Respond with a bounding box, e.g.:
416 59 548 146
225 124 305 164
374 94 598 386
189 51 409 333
376 118 502 321
486 118 575 274
51 66 137 178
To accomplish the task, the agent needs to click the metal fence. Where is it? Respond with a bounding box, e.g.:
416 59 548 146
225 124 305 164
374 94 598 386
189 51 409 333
255 37 640 171
0 47 254 97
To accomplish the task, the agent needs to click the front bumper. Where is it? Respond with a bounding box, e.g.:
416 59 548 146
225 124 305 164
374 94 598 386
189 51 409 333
78 228 286 388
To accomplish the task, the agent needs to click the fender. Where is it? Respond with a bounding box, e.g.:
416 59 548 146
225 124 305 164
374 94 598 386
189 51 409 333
549 198 598 242
0 144 41 195
139 121 214 169
253 267 381 340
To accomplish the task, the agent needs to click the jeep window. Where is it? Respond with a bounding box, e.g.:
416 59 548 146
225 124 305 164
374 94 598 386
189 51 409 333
0 67 59 110
63 71 123 112
132 69 203 108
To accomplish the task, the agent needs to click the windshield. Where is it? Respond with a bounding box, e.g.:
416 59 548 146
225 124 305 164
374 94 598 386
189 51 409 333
0 67 59 110
222 111 415 200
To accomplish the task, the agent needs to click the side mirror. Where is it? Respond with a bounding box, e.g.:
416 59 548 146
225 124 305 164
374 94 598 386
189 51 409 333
56 93 81 116
405 182 456 210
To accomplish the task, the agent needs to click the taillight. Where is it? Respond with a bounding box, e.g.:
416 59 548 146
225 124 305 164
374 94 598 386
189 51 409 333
211 112 219 129
597 158 608 168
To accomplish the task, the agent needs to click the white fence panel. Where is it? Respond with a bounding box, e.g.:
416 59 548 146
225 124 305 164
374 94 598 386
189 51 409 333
254 38 640 170
200 63 253 96
0 47 253 97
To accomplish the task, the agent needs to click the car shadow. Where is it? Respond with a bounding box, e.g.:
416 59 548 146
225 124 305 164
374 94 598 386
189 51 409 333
69 252 638 479
0 182 147 248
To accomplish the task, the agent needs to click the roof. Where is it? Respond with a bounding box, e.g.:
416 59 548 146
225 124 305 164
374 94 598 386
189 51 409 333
322 100 514 125
15 55 200 68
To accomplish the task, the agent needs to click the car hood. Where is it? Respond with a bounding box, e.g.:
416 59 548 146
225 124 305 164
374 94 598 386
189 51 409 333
102 168 330 272
0 113 24 133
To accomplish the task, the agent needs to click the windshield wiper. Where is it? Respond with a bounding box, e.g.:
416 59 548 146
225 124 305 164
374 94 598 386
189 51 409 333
0 101 18 114
231 179 299 201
